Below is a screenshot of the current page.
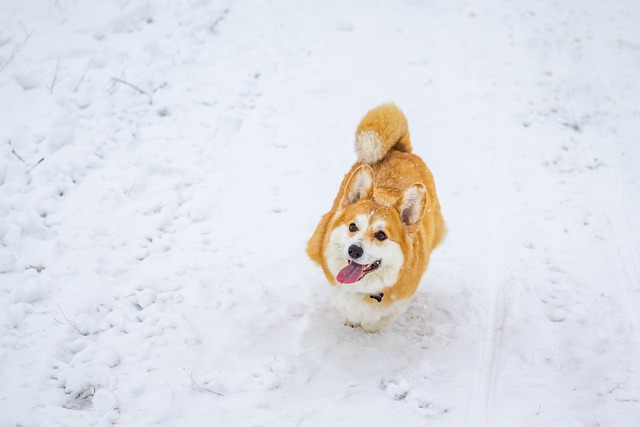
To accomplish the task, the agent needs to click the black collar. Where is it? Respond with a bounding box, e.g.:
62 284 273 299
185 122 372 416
369 292 384 303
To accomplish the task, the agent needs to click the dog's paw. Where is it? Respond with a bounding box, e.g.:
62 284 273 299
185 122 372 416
344 320 360 328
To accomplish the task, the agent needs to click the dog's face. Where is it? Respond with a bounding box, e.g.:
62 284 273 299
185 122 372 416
326 201 405 292
324 165 427 294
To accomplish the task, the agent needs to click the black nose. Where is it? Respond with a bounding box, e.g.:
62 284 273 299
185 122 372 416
348 244 363 259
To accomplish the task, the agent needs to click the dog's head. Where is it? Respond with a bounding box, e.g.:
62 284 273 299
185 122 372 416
325 165 427 291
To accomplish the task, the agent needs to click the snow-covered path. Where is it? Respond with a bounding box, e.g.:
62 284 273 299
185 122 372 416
1 1 640 426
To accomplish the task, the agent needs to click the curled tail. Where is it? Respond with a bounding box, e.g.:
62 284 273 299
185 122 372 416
355 103 412 164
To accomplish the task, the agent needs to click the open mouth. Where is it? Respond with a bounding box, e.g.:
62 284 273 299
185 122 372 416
336 259 381 284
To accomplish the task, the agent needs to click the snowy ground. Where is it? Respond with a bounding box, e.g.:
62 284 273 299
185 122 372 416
1 0 640 426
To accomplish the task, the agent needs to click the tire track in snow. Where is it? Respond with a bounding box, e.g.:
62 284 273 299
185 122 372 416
580 23 640 375
610 155 640 295
585 1 640 360
601 150 640 354
465 148 507 427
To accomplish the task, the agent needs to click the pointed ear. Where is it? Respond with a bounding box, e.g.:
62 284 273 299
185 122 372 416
340 165 374 208
395 183 427 226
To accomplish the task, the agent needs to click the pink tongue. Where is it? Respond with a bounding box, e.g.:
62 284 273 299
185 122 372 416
336 261 366 284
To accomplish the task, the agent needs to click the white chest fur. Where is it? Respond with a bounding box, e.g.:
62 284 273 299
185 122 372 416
332 286 409 332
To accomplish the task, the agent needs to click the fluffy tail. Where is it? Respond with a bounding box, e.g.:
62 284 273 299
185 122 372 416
355 103 412 164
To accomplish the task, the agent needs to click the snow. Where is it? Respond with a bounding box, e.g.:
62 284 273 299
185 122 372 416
1 0 640 426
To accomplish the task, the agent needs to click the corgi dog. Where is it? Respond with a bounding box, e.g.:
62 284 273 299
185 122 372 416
307 104 446 332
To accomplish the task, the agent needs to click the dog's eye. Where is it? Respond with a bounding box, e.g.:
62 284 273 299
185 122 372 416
375 231 387 241
349 223 358 232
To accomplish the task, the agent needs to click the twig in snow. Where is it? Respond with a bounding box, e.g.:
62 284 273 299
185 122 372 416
50 58 60 94
19 22 30 38
0 30 32 74
74 55 95 93
27 157 45 173
183 367 195 385
151 81 167 94
111 77 153 104
25 264 45 273
8 140 44 172
8 140 26 164
210 9 230 33
56 305 80 333
182 368 224 396
126 177 138 197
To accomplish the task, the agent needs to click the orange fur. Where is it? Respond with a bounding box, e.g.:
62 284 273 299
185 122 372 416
307 103 445 329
